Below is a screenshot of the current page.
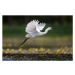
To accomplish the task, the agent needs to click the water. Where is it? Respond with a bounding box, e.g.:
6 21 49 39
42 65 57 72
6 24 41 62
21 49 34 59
2 53 72 61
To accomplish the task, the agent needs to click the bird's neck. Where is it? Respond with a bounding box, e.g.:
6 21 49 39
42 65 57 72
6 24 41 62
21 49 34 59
45 28 50 33
40 27 50 35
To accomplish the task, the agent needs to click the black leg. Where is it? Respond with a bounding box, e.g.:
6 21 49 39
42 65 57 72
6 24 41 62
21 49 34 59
20 38 30 46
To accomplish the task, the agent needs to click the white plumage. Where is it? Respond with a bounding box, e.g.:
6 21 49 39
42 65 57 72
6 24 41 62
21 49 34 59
20 20 52 46
25 20 52 38
26 20 45 33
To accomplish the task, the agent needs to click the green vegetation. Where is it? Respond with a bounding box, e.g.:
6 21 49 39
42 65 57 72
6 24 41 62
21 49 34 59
3 23 72 37
3 22 72 48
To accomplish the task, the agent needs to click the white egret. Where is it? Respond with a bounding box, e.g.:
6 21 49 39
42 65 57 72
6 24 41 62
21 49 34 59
20 20 52 46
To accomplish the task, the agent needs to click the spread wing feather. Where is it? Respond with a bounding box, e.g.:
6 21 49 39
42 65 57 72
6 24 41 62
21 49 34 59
37 23 46 32
26 20 46 33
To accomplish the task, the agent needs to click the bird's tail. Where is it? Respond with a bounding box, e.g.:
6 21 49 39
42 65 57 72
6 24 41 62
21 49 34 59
20 38 30 47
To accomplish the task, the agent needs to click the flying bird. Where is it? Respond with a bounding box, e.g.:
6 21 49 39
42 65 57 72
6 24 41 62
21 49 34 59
20 20 52 46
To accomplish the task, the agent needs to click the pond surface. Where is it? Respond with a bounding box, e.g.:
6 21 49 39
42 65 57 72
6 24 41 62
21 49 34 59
3 53 72 61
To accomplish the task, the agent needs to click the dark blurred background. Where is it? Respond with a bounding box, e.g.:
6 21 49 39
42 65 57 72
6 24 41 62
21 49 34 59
3 16 72 25
3 15 73 48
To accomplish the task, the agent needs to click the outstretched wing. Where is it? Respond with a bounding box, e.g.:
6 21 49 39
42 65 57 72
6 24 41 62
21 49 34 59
26 20 39 33
36 23 46 32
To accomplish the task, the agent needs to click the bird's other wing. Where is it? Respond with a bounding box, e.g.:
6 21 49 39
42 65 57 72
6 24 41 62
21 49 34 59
36 23 46 32
26 20 39 33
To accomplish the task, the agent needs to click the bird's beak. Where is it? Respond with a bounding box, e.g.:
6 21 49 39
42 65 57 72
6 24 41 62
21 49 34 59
52 28 56 29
